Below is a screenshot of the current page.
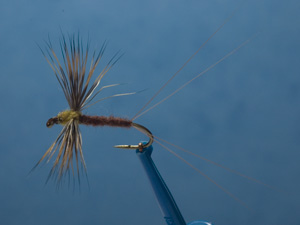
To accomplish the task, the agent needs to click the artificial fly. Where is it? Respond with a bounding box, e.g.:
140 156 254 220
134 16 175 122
35 35 153 184
35 17 273 209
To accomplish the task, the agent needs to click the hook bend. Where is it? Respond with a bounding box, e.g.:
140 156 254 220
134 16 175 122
114 122 153 150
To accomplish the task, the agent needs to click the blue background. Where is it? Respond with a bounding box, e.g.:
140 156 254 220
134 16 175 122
0 0 299 224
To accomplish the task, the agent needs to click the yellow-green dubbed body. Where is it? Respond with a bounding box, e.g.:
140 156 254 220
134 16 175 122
57 110 82 125
46 110 81 127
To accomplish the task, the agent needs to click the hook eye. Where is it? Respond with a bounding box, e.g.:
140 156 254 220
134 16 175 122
114 123 153 151
46 117 59 128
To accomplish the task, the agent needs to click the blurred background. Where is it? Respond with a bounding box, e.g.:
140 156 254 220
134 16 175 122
0 0 299 224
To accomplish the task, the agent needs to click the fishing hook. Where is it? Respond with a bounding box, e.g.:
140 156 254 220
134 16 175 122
114 123 154 151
